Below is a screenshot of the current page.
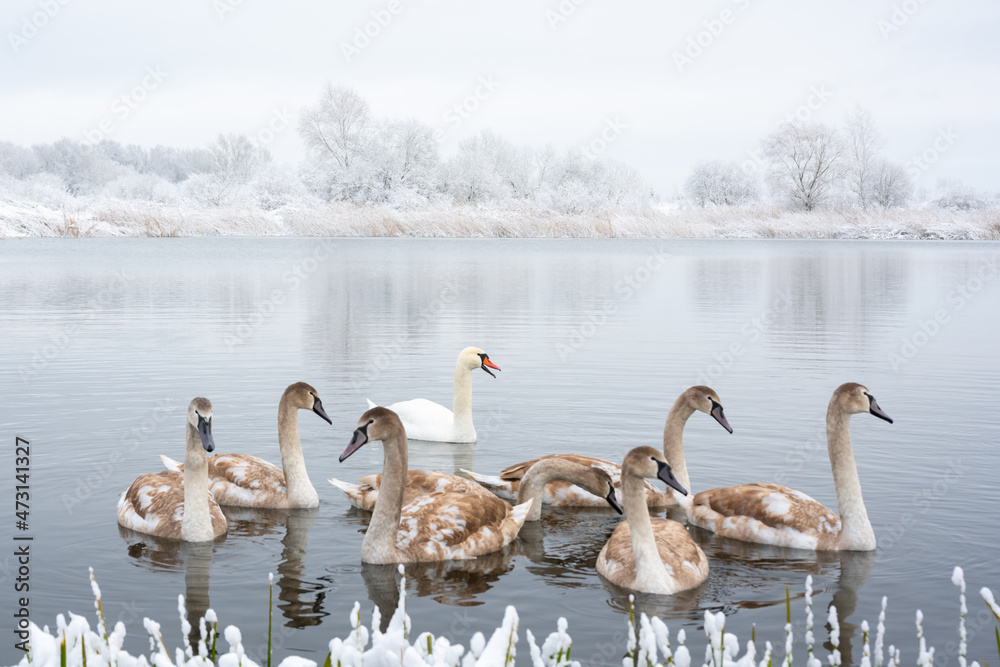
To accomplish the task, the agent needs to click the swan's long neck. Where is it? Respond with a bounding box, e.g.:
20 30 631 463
827 408 875 550
278 398 317 506
452 362 475 438
517 461 573 521
622 472 671 591
361 432 407 563
181 423 214 542
663 400 695 492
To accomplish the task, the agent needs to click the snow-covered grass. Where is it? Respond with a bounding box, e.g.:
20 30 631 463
11 566 1000 667
1 197 998 240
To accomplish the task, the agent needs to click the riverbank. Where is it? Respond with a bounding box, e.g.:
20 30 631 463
1 198 998 239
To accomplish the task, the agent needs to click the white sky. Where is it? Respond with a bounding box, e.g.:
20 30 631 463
2 0 998 195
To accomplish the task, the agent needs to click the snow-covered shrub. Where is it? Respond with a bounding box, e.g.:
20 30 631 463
101 170 182 204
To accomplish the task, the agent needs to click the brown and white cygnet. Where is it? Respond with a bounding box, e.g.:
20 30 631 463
596 447 709 595
688 383 892 551
331 407 531 564
118 397 227 542
467 386 732 508
162 382 332 509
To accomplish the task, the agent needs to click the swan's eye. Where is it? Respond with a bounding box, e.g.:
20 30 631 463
368 419 374 425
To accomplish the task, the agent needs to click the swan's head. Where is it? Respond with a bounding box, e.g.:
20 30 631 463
459 346 501 378
577 466 623 515
833 383 894 423
283 381 333 425
623 446 688 496
187 397 215 453
339 407 402 462
683 385 733 433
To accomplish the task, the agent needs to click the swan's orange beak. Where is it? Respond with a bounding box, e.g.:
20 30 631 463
481 356 500 378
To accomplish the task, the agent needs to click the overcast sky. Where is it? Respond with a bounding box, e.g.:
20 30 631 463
2 0 998 195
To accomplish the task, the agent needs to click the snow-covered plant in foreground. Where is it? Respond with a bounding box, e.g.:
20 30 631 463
11 567 999 667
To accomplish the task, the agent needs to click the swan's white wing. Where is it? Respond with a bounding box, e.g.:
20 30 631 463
160 455 182 472
384 398 458 442
365 398 377 410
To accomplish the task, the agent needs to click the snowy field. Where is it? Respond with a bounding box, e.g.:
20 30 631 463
1 199 997 240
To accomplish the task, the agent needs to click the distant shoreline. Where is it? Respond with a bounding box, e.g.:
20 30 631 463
2 199 997 240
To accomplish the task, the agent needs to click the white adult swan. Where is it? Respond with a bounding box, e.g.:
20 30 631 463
596 446 709 595
333 407 531 564
689 383 892 551
161 382 332 509
466 386 732 508
365 346 500 443
118 398 227 542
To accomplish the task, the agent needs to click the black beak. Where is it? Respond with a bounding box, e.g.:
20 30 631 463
656 460 688 496
339 424 369 463
312 397 333 425
197 414 215 453
866 394 893 424
710 400 733 434
606 487 624 515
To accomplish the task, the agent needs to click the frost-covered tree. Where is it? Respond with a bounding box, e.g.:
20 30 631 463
868 158 911 209
684 160 759 207
763 122 844 211
32 139 122 194
0 141 40 178
843 106 886 210
184 133 271 206
364 118 439 204
298 85 373 200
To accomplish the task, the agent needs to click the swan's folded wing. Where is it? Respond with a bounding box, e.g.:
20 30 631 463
117 472 185 539
693 483 841 547
396 478 519 560
384 398 455 441
207 454 286 505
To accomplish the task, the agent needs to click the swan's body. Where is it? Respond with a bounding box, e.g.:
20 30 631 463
596 447 709 595
330 468 495 511
467 386 732 508
333 407 530 564
689 383 892 551
161 382 332 509
365 347 499 443
117 398 227 542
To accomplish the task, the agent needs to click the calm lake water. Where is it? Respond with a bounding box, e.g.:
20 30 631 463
1 238 999 666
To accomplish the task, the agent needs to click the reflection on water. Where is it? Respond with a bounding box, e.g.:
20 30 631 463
3 239 999 666
118 526 216 645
